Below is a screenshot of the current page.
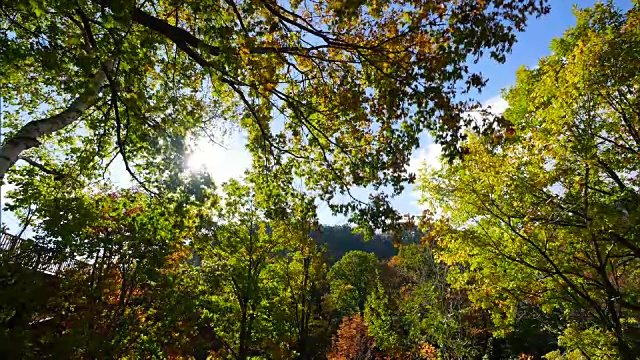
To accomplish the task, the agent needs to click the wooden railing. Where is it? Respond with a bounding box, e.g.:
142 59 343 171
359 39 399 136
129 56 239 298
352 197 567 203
0 232 77 274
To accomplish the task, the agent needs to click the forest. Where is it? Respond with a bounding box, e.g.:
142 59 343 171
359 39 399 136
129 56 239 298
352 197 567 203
0 0 639 359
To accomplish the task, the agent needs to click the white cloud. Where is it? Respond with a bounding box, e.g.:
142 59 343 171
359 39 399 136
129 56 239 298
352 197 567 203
407 96 506 177
483 95 509 115
405 141 442 212
462 95 509 128
404 94 508 214
408 142 442 175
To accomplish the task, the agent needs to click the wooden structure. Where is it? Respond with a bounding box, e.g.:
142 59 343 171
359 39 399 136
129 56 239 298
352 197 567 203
0 232 76 274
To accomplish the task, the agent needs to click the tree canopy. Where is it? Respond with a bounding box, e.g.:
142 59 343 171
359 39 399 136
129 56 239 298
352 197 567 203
5 0 640 359
418 2 640 358
0 0 549 231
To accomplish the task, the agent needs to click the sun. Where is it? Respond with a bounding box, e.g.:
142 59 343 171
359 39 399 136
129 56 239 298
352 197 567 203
185 135 252 184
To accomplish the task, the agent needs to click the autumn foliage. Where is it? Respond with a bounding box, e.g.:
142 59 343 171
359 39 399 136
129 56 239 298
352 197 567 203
2 0 640 359
327 314 382 360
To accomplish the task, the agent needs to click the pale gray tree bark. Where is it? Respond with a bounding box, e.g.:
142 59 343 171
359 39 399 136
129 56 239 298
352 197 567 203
0 64 112 180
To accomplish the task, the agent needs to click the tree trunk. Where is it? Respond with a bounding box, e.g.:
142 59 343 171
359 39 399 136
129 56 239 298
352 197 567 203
0 64 111 180
238 304 249 360
297 257 311 359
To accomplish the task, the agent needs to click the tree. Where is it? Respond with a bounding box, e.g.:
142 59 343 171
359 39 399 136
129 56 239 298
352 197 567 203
0 0 549 232
327 251 381 319
418 2 640 358
266 241 329 359
190 179 324 359
393 243 484 359
0 187 207 358
363 279 401 355
327 314 382 360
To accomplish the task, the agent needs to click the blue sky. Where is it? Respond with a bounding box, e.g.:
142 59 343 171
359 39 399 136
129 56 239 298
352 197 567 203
477 0 632 100
380 0 635 223
1 0 633 233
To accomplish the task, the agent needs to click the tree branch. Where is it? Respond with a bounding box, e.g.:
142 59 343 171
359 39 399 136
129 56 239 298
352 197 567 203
17 156 65 179
129 6 324 57
0 63 112 180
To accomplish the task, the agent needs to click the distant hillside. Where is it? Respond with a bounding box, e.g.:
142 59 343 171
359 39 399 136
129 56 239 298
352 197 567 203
313 225 397 263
